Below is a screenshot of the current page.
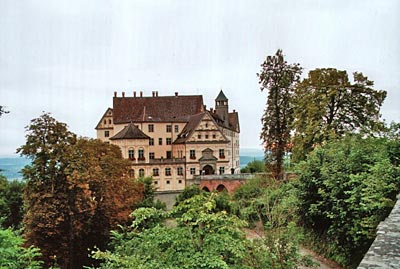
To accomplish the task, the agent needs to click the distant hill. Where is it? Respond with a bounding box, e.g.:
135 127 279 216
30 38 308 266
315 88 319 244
0 148 265 180
0 157 31 180
239 148 264 168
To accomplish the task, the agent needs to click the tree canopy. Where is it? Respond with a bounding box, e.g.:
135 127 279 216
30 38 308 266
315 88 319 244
257 49 302 179
292 68 387 161
0 175 25 229
17 113 143 269
240 160 265 174
0 228 43 269
296 135 400 266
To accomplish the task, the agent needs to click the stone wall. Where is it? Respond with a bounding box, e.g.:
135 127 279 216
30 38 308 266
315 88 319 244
357 194 400 268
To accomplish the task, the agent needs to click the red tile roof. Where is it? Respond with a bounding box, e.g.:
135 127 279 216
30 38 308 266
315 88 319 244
113 95 204 124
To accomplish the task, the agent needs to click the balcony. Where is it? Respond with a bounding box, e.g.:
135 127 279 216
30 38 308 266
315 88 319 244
148 157 185 164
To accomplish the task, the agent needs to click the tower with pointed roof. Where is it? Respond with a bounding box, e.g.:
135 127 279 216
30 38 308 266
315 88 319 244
215 90 229 128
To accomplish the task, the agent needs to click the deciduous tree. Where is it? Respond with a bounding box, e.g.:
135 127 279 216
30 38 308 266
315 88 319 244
257 49 302 179
292 68 386 161
0 228 43 269
0 176 25 228
17 113 143 269
296 135 400 266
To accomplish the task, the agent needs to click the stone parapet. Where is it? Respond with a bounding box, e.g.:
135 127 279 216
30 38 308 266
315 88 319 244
357 194 400 268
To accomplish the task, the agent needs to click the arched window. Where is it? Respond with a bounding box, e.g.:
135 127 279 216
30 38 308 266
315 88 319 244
139 169 145 178
128 169 135 178
128 149 135 160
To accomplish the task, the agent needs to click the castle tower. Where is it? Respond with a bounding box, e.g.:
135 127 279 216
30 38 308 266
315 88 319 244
215 90 229 127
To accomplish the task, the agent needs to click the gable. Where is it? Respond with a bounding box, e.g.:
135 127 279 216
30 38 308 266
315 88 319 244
186 112 229 143
95 108 113 130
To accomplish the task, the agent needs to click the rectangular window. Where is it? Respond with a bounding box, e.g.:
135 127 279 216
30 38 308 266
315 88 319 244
166 125 172 133
149 152 155 160
219 149 225 159
205 134 209 139
190 150 196 159
166 151 172 159
177 167 183 176
190 168 196 175
149 138 154 146
219 166 225 175
166 138 172 145
159 138 162 145
212 134 216 139
165 168 171 176
148 124 154 132
128 149 135 160
152 168 159 176
197 134 201 139
139 169 145 178
138 149 145 160
174 125 179 133
104 130 110 137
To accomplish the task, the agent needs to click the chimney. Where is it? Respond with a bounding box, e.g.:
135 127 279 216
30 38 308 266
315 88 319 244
175 92 178 97
233 109 236 113
133 91 136 97
122 91 125 97
156 91 158 97
152 91 155 97
140 91 143 97
114 91 117 97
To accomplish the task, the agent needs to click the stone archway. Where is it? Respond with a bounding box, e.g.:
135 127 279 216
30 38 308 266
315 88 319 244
203 165 214 175
202 186 210 192
216 184 227 192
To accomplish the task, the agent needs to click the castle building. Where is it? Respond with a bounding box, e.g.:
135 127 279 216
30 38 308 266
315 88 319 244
95 90 240 192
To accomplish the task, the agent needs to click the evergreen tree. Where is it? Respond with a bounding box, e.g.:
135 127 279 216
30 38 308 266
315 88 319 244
257 49 302 179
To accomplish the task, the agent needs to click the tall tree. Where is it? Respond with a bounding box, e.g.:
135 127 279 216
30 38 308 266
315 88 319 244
17 113 143 269
257 49 302 179
292 68 387 161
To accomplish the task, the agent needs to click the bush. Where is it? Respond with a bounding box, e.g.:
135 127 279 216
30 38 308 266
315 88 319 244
296 136 400 267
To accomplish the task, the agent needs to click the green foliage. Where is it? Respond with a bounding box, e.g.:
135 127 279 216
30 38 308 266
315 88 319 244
136 177 166 210
292 68 387 161
17 113 144 269
0 228 42 269
175 184 202 205
240 160 265 174
0 175 25 228
296 135 400 267
257 49 302 179
233 176 315 269
93 193 253 269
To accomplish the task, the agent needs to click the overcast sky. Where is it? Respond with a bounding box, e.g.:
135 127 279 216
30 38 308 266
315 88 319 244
0 0 399 156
